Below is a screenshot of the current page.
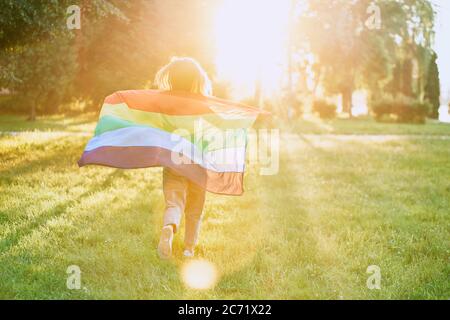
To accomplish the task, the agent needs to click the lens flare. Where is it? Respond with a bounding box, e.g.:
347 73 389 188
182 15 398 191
181 259 218 290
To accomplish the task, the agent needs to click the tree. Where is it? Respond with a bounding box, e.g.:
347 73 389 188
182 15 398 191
0 1 123 119
1 36 77 120
425 51 440 118
73 0 218 108
299 0 385 116
0 1 71 49
1 0 219 118
296 0 436 117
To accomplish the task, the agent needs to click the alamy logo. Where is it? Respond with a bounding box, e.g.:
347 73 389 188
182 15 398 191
365 3 381 30
67 5 81 30
366 265 381 290
66 265 81 290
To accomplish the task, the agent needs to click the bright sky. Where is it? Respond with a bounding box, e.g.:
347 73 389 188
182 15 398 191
433 0 450 104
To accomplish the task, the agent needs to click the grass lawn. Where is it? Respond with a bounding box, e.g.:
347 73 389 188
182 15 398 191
0 113 97 133
286 115 450 135
0 114 449 299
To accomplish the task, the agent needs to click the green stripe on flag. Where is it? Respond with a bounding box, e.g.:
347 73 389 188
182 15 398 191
94 115 248 152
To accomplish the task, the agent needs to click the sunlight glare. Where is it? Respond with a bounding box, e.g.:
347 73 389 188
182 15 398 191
214 0 291 100
181 259 218 290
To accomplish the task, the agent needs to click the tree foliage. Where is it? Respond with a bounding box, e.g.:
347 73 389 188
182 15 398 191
0 0 122 119
295 0 438 117
73 0 217 108
0 0 219 119
424 51 440 118
0 0 441 122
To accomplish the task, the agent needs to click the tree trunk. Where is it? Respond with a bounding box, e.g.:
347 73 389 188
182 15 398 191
28 101 36 121
342 88 352 118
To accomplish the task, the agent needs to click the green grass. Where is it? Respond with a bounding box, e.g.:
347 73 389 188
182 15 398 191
0 113 97 133
286 115 450 135
0 114 449 299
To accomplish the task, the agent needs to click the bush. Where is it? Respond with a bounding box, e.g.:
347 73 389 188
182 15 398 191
372 95 394 121
313 100 337 119
403 101 430 124
370 95 430 124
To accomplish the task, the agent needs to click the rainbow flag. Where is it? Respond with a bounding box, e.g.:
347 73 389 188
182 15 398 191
78 90 266 195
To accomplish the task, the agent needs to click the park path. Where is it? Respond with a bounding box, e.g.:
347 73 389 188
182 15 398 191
286 133 450 140
1 130 450 140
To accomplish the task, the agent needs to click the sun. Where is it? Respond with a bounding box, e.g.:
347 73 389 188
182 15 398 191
213 0 291 100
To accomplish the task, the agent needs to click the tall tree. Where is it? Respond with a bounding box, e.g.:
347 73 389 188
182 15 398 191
299 0 385 116
73 0 218 108
296 0 436 116
425 51 440 118
0 1 124 119
1 37 77 120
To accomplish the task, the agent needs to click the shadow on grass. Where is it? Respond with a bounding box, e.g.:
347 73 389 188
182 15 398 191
0 139 83 176
216 136 444 298
0 114 97 132
0 163 171 298
2 130 447 298
0 169 124 254
210 154 316 298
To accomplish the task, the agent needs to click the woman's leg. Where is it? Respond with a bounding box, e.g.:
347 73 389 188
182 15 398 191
184 181 206 253
162 168 187 232
159 168 187 258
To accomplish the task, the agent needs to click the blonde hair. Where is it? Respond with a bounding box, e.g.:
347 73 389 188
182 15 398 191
154 57 212 96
